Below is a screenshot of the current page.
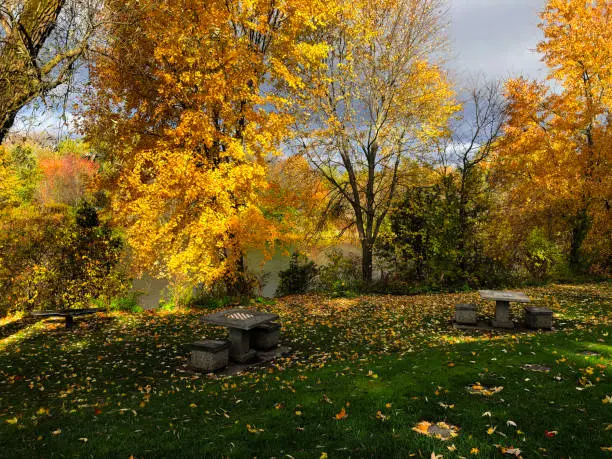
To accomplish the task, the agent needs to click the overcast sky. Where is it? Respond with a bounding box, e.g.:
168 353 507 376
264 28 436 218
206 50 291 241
447 0 548 85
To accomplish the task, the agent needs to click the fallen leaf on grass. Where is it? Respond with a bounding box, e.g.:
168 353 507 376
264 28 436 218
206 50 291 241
334 407 348 420
498 446 522 456
52 429 62 435
471 447 479 454
544 430 558 438
487 426 497 435
601 446 612 451
467 383 503 396
79 438 88 442
602 395 611 404
246 424 264 434
412 421 459 441
376 410 388 421
5 417 18 425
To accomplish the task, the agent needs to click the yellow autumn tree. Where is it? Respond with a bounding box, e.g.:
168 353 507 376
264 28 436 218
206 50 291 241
493 0 611 272
291 0 458 282
83 0 334 290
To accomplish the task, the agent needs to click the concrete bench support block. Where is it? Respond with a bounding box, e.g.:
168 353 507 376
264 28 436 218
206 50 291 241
455 304 477 325
251 322 281 350
524 306 553 330
190 340 230 371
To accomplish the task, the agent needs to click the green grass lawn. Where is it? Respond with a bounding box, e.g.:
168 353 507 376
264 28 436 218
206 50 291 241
1 283 610 458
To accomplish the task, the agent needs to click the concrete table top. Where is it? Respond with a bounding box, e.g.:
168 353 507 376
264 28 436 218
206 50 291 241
478 290 530 303
201 308 279 331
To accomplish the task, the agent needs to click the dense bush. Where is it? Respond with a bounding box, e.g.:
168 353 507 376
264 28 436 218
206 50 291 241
376 184 467 288
108 292 143 313
276 253 317 296
522 228 565 281
0 142 127 316
313 249 363 297
0 201 127 315
374 170 518 291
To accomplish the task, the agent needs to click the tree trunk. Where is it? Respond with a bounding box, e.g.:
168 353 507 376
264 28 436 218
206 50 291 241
361 238 373 284
456 168 470 273
569 207 590 273
0 112 17 144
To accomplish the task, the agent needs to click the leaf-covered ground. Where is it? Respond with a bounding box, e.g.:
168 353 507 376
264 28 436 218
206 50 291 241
0 283 610 457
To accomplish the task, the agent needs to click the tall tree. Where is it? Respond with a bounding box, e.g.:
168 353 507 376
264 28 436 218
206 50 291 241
293 0 457 282
0 0 102 143
434 79 507 271
494 0 611 271
83 0 334 289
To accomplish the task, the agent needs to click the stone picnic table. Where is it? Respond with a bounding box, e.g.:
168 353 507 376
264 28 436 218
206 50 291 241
30 308 106 329
478 290 530 328
201 308 279 363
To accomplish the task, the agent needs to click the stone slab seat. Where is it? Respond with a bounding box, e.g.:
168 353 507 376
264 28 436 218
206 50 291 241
251 322 281 350
190 340 230 371
454 304 477 325
524 306 553 330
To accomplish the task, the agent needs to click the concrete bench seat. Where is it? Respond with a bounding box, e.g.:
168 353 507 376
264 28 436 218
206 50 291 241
251 322 281 350
454 304 477 325
190 340 230 371
524 306 553 330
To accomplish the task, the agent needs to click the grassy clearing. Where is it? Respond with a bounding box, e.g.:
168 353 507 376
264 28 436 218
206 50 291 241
0 283 610 458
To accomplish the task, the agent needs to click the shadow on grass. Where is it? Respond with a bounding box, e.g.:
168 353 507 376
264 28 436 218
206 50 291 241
0 316 42 340
0 314 117 341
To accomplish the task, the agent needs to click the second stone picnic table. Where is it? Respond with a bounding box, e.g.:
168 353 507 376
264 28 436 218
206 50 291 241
201 308 279 363
478 290 531 329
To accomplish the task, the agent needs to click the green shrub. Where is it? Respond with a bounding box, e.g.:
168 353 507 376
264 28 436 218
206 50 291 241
110 292 143 313
158 301 177 312
313 249 363 296
523 228 565 281
276 253 317 296
254 296 276 306
0 202 127 316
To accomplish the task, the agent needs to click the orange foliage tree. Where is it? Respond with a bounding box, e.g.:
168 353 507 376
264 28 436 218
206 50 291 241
493 0 611 272
38 154 96 206
83 0 335 290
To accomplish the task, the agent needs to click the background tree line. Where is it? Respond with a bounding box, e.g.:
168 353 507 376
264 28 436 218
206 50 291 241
0 0 609 314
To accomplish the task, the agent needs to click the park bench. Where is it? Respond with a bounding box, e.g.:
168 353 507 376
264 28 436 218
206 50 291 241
30 308 106 329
